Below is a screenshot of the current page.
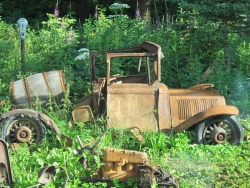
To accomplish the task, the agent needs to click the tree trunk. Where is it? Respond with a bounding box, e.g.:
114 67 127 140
223 19 231 72
75 0 89 22
138 0 151 19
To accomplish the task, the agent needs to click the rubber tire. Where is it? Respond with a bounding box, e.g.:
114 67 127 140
195 115 244 145
0 114 46 145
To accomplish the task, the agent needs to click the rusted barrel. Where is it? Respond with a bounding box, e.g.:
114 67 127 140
10 70 66 108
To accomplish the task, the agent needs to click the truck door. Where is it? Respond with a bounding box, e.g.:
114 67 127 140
106 81 171 132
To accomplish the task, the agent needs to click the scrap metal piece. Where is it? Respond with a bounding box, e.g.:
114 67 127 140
139 165 178 188
38 165 56 185
60 134 73 147
77 136 177 187
98 148 178 187
0 139 13 186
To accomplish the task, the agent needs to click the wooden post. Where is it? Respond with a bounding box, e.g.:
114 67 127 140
21 39 25 73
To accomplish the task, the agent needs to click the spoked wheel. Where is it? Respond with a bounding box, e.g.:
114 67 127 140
1 115 46 145
195 115 244 145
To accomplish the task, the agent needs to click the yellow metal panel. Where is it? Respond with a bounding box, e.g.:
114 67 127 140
106 83 158 132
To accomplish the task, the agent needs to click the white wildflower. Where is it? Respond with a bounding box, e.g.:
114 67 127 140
78 48 89 52
74 48 90 60
109 3 130 10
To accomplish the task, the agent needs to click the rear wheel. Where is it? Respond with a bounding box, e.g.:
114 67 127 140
1 114 46 145
195 115 244 145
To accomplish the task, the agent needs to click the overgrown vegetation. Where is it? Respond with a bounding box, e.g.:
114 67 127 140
7 122 250 187
1 2 250 187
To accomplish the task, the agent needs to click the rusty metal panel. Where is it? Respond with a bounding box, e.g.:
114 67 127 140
169 89 226 127
158 83 171 131
106 83 159 132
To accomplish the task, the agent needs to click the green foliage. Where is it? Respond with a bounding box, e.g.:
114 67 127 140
236 39 250 75
178 0 250 23
1 4 249 100
0 17 19 99
28 14 77 72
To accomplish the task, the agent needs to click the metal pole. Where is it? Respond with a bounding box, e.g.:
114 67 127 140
21 39 25 73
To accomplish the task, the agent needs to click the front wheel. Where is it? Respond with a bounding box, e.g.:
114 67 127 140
195 115 244 145
1 114 46 145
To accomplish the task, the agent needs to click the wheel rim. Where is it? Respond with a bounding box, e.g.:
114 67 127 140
6 117 42 144
203 119 236 145
16 126 32 142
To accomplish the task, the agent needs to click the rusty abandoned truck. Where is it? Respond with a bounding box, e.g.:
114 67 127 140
72 41 244 145
0 41 244 146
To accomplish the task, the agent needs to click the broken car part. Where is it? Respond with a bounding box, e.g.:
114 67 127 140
77 136 178 187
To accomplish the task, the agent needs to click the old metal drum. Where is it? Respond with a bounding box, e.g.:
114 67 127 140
10 70 66 108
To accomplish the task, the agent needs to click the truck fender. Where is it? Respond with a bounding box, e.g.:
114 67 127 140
0 109 60 135
173 105 239 133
